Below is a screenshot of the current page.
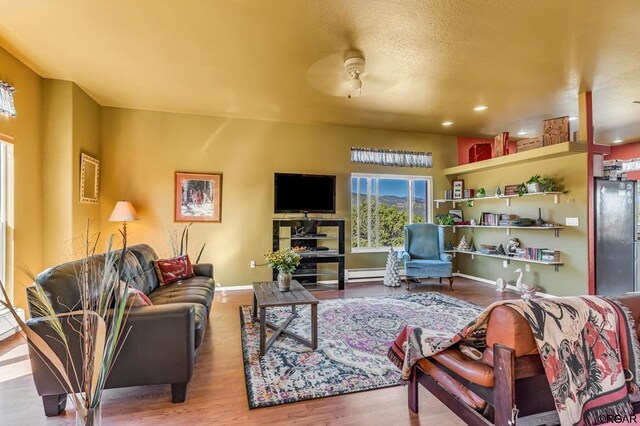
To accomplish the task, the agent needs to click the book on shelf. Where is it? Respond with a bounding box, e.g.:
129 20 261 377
480 213 516 226
513 248 560 262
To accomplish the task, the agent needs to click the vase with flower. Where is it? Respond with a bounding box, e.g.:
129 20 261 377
265 248 301 291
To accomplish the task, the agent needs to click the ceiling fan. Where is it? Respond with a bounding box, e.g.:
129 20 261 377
306 49 395 98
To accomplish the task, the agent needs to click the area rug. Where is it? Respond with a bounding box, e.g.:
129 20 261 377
240 292 482 408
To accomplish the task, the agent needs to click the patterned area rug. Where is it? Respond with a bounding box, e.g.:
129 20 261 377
240 292 482 408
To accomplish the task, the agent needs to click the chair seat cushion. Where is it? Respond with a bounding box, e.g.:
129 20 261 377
405 259 452 278
431 349 494 387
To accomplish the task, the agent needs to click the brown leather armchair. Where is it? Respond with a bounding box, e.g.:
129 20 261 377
408 295 640 425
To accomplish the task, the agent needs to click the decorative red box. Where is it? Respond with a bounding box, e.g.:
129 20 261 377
468 143 492 163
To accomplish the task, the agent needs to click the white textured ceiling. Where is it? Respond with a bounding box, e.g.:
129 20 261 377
0 0 639 144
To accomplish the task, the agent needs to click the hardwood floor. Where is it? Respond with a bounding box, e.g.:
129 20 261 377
0 278 521 425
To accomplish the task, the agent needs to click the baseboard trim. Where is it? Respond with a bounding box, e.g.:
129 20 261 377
0 307 24 341
454 272 553 298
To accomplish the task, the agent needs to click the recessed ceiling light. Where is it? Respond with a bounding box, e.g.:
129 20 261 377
613 139 624 143
568 116 578 121
473 105 488 112
441 121 454 127
517 131 528 136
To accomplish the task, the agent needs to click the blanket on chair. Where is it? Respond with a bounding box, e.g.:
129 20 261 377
388 296 640 425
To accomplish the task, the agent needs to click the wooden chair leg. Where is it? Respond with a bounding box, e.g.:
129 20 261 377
493 344 516 426
449 277 454 291
405 276 411 290
408 369 419 413
439 277 442 284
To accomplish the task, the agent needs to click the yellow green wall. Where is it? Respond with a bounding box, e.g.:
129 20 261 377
0 46 43 309
42 80 102 265
442 153 588 295
100 107 458 286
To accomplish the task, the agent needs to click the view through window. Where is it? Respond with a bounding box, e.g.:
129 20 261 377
351 173 432 251
0 140 13 302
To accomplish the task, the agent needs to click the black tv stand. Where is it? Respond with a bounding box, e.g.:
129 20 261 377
272 218 345 290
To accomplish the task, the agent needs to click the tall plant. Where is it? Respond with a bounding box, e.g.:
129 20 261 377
168 223 206 263
0 225 132 425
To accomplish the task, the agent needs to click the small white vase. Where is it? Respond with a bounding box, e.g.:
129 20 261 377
277 270 292 291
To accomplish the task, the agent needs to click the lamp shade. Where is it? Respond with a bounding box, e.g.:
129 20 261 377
109 201 139 222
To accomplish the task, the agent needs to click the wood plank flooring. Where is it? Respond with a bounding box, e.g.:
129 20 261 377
0 278 521 425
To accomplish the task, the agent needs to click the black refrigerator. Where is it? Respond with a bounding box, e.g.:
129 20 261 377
595 179 638 295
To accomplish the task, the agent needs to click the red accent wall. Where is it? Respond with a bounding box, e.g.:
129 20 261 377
457 137 494 165
605 142 640 180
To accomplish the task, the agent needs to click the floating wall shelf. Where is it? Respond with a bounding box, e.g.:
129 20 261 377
440 224 564 237
444 141 587 177
447 249 564 271
435 191 562 208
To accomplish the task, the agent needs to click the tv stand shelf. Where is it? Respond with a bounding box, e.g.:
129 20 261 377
272 219 345 290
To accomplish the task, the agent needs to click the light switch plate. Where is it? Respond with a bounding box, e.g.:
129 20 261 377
503 260 508 268
566 217 579 226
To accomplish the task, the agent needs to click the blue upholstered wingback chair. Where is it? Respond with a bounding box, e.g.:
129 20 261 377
402 223 454 290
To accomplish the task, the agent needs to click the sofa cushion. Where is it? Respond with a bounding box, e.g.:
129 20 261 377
128 244 160 293
417 358 487 410
191 303 208 349
154 255 195 286
148 281 214 312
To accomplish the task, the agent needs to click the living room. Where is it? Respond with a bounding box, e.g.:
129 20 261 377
1 1 640 425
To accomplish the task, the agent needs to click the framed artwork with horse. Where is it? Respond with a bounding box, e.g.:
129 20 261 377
174 171 222 222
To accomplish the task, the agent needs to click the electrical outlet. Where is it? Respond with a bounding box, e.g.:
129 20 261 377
250 260 256 269
566 217 579 227
525 264 530 272
503 260 508 268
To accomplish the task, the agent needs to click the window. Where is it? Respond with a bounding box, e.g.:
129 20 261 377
0 140 13 303
351 173 432 252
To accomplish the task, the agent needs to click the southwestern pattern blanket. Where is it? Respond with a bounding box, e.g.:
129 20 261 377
388 296 640 425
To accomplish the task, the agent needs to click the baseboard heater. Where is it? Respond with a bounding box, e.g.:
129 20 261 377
346 268 406 282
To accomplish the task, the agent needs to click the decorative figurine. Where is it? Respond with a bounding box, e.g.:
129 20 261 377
496 244 506 255
507 238 521 256
445 241 454 251
456 235 470 251
469 240 477 252
514 268 539 300
495 186 502 196
495 277 506 292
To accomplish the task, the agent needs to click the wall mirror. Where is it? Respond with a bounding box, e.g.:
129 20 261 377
80 153 100 204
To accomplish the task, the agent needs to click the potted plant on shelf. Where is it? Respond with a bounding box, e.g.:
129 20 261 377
436 213 455 226
265 248 302 291
525 174 542 193
539 176 567 193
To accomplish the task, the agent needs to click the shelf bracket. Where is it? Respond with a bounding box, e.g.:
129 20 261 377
553 194 559 204
554 229 559 238
453 226 456 234
555 265 559 272
506 198 511 207
471 253 475 260
436 201 442 208
506 228 511 236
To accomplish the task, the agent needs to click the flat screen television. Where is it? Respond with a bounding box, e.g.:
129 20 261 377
274 173 336 214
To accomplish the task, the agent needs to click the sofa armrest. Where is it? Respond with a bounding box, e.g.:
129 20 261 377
440 253 453 262
402 252 412 262
26 303 196 396
193 263 213 279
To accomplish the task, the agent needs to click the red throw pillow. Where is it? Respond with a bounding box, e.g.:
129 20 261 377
119 282 153 307
154 255 195 285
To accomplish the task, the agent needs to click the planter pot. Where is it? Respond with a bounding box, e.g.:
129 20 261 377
526 183 542 193
277 271 292 291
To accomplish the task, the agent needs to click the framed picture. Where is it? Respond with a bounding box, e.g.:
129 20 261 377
494 132 510 157
452 180 464 199
80 153 100 204
449 209 463 223
174 172 222 222
543 116 569 146
504 184 520 196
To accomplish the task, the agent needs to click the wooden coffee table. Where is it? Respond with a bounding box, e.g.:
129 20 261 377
252 280 319 356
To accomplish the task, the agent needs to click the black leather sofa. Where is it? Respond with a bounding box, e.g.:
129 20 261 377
25 244 215 416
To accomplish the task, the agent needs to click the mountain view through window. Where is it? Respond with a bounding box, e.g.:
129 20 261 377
351 174 431 250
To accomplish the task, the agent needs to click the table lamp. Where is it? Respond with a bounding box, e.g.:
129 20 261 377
109 201 139 237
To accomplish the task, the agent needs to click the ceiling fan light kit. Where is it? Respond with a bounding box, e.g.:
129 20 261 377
344 51 365 98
